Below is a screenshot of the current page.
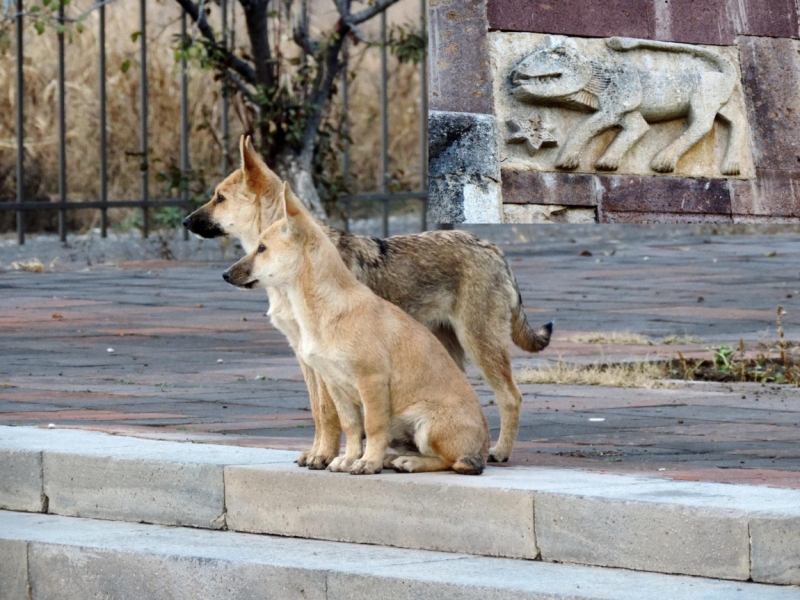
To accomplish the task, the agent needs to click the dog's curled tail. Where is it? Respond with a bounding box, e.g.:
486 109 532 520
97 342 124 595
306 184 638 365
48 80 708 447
452 454 486 476
511 289 553 353
497 247 552 353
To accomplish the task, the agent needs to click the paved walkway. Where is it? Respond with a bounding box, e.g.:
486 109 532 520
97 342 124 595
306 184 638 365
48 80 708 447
1 227 799 488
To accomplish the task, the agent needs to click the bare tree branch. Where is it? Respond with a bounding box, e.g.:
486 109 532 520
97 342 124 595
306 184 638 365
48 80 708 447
226 71 256 103
300 27 347 163
173 0 258 85
293 22 320 56
348 0 404 25
297 0 403 163
240 0 275 92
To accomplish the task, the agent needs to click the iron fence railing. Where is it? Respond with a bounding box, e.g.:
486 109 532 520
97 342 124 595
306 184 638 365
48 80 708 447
3 0 428 244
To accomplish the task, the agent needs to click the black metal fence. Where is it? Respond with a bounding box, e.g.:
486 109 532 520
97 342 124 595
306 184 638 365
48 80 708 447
4 0 428 244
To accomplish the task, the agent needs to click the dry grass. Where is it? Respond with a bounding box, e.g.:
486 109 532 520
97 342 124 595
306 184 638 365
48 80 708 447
10 258 43 272
660 334 703 345
0 0 423 233
567 332 704 346
567 332 653 345
515 361 673 389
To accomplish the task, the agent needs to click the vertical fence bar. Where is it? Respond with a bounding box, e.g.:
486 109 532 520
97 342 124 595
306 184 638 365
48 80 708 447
342 39 350 233
300 0 308 62
181 9 190 240
15 0 25 245
380 9 389 238
419 0 428 231
57 0 67 242
99 0 108 237
139 0 149 237
221 0 229 175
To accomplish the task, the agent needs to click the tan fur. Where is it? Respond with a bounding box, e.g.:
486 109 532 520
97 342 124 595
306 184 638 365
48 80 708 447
224 185 489 475
185 136 552 464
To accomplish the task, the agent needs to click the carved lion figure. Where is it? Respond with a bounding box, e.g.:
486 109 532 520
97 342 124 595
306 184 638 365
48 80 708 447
510 36 746 175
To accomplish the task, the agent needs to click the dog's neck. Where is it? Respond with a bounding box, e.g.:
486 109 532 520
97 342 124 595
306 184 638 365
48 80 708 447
235 194 285 254
283 236 364 343
238 196 294 254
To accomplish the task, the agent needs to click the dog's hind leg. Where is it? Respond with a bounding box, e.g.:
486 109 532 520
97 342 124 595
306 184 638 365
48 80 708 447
389 455 450 473
431 323 467 372
455 319 521 463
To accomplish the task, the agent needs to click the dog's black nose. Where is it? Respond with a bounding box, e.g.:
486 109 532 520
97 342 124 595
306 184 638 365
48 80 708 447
182 215 191 229
222 270 231 282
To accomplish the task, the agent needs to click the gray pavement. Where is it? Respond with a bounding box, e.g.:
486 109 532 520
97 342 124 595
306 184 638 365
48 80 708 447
1 225 799 487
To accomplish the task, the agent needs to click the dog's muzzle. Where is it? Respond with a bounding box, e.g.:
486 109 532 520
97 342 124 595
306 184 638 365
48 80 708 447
183 211 226 238
222 268 259 289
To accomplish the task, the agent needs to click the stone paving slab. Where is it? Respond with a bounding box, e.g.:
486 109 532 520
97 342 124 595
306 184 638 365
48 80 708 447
1 226 799 488
0 426 296 528
2 511 799 599
3 426 800 583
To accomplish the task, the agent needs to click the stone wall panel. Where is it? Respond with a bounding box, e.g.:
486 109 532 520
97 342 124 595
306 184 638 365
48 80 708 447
502 171 597 206
486 0 653 39
432 0 800 222
730 170 800 217
738 36 800 172
599 176 732 215
429 0 494 114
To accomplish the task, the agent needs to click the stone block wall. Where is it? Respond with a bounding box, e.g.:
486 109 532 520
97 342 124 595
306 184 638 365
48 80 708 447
427 0 800 224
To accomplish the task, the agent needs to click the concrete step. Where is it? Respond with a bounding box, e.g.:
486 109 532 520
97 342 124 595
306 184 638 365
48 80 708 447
2 511 798 600
2 425 799 585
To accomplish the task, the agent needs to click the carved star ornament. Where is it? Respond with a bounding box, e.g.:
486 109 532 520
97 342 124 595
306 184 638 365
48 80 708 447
506 112 558 156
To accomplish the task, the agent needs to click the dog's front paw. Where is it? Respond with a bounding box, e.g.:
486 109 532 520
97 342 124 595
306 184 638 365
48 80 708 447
329 456 358 472
307 452 334 470
328 456 347 472
296 450 311 467
349 458 382 475
488 445 510 463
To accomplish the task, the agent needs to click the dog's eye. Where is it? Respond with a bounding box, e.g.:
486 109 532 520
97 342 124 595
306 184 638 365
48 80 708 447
216 194 225 204
257 244 266 254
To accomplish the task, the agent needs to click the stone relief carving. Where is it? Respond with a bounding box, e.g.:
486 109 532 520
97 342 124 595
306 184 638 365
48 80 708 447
489 33 753 179
505 112 558 156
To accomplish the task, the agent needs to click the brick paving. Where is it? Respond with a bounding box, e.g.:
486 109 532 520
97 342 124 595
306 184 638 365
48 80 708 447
1 227 799 488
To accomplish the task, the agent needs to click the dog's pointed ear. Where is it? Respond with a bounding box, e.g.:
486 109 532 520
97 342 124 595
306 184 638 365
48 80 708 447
281 182 311 235
240 136 269 196
282 181 302 219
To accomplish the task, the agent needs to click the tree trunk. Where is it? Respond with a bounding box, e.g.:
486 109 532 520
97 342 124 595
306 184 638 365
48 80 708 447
275 149 327 220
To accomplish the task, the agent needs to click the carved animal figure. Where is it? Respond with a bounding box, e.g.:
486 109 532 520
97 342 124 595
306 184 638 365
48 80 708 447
510 36 746 175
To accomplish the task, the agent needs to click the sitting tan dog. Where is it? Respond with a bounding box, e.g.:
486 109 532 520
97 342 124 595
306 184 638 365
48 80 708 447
223 184 490 475
186 136 551 466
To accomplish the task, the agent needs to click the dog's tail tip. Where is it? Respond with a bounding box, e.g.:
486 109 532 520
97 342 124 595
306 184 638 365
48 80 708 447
452 455 486 476
512 313 553 354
